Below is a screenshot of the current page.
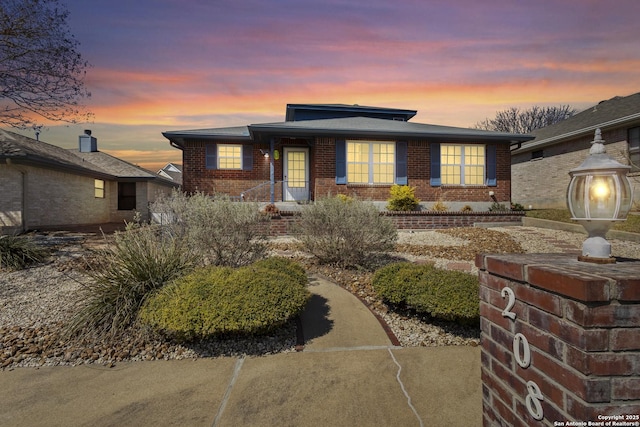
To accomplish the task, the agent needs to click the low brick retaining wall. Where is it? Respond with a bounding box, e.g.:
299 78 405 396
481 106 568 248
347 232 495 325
267 211 525 236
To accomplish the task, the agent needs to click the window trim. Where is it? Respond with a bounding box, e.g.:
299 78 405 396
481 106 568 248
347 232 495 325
440 143 486 186
346 140 396 185
94 179 105 198
217 144 243 170
206 143 253 171
431 143 496 187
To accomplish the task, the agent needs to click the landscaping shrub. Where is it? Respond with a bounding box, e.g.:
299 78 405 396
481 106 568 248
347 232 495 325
431 200 448 212
386 184 420 211
66 222 196 339
139 257 310 340
489 202 508 212
372 262 479 325
151 190 270 267
0 234 48 271
295 196 397 268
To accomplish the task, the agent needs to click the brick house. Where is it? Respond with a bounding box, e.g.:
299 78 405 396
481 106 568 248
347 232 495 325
0 129 177 234
163 104 533 210
512 92 640 209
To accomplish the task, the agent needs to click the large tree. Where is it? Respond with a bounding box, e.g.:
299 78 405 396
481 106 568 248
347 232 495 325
0 0 91 129
474 105 577 134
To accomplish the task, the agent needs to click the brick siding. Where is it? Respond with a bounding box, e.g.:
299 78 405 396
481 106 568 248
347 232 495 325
477 253 640 425
182 137 513 205
266 210 524 236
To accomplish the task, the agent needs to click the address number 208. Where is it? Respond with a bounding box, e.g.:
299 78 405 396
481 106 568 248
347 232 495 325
501 287 544 421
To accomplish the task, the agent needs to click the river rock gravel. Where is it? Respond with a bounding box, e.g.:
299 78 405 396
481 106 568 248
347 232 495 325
2 226 639 370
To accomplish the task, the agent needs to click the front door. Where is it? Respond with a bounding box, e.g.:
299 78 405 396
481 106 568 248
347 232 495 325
283 147 309 201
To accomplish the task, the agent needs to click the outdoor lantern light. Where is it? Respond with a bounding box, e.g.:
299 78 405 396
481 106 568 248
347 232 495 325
567 128 633 263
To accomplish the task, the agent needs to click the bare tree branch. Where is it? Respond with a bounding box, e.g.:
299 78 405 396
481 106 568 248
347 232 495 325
474 105 577 134
0 0 92 129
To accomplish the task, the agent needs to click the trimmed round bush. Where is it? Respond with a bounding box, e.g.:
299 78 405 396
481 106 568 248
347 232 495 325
372 262 479 325
139 258 310 340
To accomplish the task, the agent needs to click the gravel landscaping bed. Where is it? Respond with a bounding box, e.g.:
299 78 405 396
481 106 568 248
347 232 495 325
2 226 639 370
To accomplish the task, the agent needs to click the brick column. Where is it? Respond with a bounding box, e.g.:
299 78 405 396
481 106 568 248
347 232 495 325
477 253 640 426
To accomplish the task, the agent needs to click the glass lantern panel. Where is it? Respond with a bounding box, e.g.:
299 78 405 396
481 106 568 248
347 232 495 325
567 175 587 219
615 173 633 219
587 175 617 219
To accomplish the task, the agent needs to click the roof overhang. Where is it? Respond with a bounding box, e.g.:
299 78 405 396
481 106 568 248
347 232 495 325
163 118 534 146
2 156 115 180
162 126 251 148
512 112 640 154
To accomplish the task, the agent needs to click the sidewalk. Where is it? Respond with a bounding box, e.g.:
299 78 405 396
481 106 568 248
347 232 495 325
0 275 481 427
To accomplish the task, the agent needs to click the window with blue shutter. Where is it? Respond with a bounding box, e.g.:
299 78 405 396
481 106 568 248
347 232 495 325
242 144 253 171
206 144 217 170
335 139 346 184
430 143 441 186
486 144 497 186
395 141 408 185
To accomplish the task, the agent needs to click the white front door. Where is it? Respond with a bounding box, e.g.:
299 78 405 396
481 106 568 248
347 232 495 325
283 147 309 201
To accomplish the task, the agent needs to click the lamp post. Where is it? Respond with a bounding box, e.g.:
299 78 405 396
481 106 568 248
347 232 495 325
567 128 633 263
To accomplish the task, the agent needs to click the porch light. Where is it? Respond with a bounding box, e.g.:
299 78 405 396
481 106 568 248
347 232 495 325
566 128 633 263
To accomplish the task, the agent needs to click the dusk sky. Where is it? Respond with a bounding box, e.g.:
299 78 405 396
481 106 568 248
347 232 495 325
16 0 640 172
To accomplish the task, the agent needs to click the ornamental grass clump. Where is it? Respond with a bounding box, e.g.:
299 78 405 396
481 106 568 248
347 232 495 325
295 196 397 268
151 190 269 267
65 222 196 340
372 262 480 325
139 257 310 340
0 234 48 271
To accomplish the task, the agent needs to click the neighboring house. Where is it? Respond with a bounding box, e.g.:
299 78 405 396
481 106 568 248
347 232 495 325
0 129 177 234
157 162 183 185
163 104 533 210
512 92 640 209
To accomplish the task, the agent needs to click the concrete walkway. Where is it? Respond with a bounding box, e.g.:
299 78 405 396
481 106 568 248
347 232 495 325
0 275 481 427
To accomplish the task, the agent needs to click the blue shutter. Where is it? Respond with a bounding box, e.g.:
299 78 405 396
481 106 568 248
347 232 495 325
242 144 253 171
486 144 497 186
335 139 346 184
206 144 217 170
395 141 408 185
430 143 441 186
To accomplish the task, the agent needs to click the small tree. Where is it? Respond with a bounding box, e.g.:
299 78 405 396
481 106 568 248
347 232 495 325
0 0 92 129
474 105 576 134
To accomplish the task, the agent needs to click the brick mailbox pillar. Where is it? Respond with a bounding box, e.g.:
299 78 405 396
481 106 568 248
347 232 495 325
477 253 640 426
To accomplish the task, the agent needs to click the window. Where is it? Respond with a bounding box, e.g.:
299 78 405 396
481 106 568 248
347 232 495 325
118 182 136 210
629 127 640 172
440 144 485 185
206 144 253 171
531 150 544 160
94 179 105 198
346 141 395 184
217 144 242 169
